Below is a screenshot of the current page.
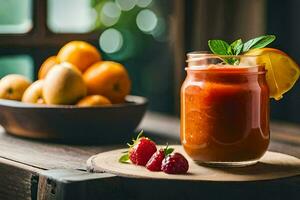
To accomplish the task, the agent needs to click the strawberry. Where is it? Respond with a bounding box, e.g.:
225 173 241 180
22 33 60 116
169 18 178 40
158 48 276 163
161 152 189 174
119 130 157 166
146 145 174 171
129 137 157 166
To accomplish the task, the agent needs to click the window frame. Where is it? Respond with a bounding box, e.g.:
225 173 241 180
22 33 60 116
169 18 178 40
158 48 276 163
0 0 99 47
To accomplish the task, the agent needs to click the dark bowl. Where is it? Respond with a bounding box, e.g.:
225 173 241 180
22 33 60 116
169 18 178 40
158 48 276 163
0 95 147 144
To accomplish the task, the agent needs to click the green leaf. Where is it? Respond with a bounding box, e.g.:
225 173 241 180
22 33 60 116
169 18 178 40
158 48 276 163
119 154 130 163
227 46 233 55
243 35 276 52
165 148 174 155
163 143 174 156
208 40 230 55
230 39 243 55
235 43 244 55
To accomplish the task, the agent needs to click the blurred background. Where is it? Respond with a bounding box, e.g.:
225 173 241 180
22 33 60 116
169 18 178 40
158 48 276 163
0 0 299 124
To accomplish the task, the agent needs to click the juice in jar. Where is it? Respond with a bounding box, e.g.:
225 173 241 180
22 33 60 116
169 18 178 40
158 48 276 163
181 54 270 166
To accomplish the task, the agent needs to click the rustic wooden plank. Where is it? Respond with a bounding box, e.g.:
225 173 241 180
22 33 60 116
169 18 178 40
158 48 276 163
0 112 299 200
0 127 111 170
0 161 294 200
0 157 41 200
0 112 298 172
139 112 180 140
0 131 174 171
37 169 117 200
271 121 300 135
36 169 300 200
0 112 179 171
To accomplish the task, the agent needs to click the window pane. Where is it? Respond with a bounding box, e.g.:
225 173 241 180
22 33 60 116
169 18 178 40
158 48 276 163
0 0 32 33
47 0 96 33
0 55 34 80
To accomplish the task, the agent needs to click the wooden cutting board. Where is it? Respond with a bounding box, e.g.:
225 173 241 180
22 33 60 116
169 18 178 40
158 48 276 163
87 145 300 181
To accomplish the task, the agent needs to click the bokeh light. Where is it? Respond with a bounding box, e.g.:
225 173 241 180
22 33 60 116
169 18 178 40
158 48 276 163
115 0 136 11
136 9 158 33
100 2 121 27
136 0 152 8
151 17 167 41
99 28 124 53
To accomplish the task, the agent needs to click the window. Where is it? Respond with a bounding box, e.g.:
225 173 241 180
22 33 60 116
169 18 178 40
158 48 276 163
0 0 32 33
47 0 95 33
0 55 34 80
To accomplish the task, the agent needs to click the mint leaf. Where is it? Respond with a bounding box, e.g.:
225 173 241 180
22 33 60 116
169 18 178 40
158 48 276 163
230 39 243 55
227 46 233 55
119 154 130 163
250 35 276 49
208 39 241 65
208 40 230 55
235 43 243 55
243 35 276 52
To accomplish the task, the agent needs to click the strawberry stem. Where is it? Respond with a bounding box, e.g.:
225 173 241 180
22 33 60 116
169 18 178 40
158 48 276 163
136 130 143 140
127 130 144 148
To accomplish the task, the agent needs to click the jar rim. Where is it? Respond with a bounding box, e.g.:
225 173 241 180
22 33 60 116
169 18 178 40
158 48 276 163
186 51 261 62
186 51 266 74
185 66 267 75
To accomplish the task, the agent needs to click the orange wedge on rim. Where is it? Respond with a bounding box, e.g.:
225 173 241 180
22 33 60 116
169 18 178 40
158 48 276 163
245 48 300 100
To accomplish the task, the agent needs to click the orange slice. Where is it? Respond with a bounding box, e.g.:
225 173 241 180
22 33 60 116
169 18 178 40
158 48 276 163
245 48 300 100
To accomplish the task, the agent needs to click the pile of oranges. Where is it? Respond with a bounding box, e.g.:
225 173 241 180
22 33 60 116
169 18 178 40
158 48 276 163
0 41 131 106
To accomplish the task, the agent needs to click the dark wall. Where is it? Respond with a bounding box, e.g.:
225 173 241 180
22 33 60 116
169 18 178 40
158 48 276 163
267 0 300 123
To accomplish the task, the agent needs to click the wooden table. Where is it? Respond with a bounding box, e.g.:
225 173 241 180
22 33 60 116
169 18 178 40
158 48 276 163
0 112 300 200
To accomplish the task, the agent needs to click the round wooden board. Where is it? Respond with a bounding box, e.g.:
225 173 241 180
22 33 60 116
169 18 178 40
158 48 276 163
87 145 300 182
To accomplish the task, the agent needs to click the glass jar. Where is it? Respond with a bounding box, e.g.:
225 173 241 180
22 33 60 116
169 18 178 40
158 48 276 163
180 52 270 167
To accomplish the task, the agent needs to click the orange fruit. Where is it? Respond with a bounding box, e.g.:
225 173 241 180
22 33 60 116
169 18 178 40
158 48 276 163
77 95 112 107
245 48 300 100
83 61 131 104
38 56 59 79
0 74 31 101
57 41 101 72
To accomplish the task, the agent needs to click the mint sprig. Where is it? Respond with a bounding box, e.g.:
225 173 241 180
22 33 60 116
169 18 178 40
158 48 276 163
208 35 276 65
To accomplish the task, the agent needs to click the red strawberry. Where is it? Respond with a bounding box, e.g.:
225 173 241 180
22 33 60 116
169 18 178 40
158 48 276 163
146 149 165 171
129 137 157 166
119 130 157 166
146 145 174 171
161 153 189 174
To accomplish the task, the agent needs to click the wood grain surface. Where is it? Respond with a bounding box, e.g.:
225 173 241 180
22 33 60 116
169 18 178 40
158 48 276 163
0 112 298 171
0 157 40 200
0 112 299 199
